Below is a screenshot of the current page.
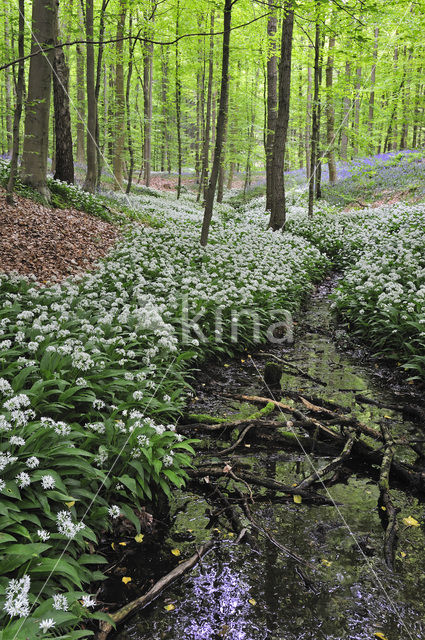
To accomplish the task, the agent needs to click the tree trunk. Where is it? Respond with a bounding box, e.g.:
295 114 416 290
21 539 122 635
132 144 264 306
305 59 312 179
340 61 351 159
267 3 295 231
368 28 378 153
197 12 214 202
95 0 108 188
53 20 74 184
4 4 12 155
353 66 361 156
200 0 234 246
83 0 98 192
143 5 155 187
265 0 278 212
308 19 320 218
160 46 169 172
126 16 135 194
326 36 337 185
113 0 126 190
20 0 57 201
6 0 25 205
175 0 182 198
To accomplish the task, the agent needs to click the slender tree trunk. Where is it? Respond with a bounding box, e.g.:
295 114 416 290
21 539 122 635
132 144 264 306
126 17 135 194
308 19 320 218
197 12 214 202
4 5 12 155
353 66 361 156
200 0 235 246
326 36 337 185
83 0 98 192
268 3 295 230
143 6 155 187
340 61 351 159
113 0 126 189
6 0 25 205
265 0 278 211
76 46 85 161
368 27 378 153
21 0 57 201
53 37 74 184
412 69 422 148
160 46 169 172
306 60 312 179
94 0 108 187
175 0 182 198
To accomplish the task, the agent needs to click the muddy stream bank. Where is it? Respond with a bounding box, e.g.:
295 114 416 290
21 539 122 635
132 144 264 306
114 276 425 640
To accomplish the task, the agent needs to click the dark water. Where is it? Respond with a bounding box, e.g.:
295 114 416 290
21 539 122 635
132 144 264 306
116 279 425 640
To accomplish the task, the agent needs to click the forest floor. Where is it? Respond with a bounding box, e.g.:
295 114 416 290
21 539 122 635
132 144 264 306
0 186 118 282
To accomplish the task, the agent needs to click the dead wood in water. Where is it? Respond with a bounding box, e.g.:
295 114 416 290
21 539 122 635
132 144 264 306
96 541 215 640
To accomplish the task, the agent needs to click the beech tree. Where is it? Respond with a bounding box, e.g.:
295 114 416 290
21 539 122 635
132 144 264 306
20 0 57 200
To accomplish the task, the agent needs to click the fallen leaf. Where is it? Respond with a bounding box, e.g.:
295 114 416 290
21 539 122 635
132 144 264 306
403 516 420 527
134 534 144 543
400 551 407 558
223 464 232 473
65 501 75 508
374 633 388 640
111 543 116 551
381 506 386 511
122 576 132 584
164 604 175 611
293 495 302 504
248 598 257 606
118 542 127 546
321 559 332 567
224 364 230 368
384 415 392 419
171 548 181 556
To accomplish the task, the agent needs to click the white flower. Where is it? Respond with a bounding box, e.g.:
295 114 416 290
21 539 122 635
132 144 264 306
41 475 56 490
39 618 55 632
9 436 25 446
0 378 13 396
4 574 30 618
16 472 31 488
81 594 96 608
52 593 68 611
133 390 144 401
0 479 5 492
57 511 85 539
108 505 121 519
37 529 50 541
75 377 87 386
26 456 40 468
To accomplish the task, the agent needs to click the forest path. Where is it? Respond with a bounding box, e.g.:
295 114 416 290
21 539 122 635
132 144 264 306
114 276 425 640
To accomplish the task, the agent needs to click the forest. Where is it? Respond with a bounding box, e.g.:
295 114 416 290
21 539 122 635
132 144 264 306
1 0 425 639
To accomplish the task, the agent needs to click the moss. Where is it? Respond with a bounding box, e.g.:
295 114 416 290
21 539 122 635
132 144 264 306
186 413 228 424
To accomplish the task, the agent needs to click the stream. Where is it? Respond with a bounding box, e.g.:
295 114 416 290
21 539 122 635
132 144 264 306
115 276 425 640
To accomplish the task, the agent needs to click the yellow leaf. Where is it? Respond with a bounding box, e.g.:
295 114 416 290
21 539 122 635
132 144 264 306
213 528 221 533
374 633 388 640
321 558 332 567
224 364 230 368
400 551 407 558
122 577 132 584
403 516 420 527
381 506 386 511
111 543 116 551
384 415 392 419
134 533 144 543
171 548 181 556
187 529 193 533
228 532 234 537
248 598 257 606
65 501 75 508
241 359 245 363
293 495 302 504
119 542 127 546
244 444 251 448
164 604 175 611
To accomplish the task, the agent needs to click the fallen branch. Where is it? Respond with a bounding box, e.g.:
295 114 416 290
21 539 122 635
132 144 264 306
96 541 215 640
296 429 357 491
188 466 337 505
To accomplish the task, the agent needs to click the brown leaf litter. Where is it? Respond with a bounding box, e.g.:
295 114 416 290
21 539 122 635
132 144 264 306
0 187 119 283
